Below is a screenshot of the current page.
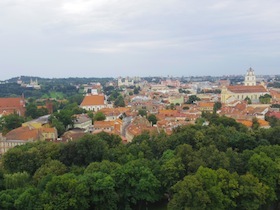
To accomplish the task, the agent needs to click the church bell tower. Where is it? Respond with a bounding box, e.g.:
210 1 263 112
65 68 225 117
244 67 256 86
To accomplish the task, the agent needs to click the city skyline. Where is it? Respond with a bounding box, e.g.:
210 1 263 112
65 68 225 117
1 0 280 80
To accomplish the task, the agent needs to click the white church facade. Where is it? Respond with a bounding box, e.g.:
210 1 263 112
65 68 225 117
221 68 268 104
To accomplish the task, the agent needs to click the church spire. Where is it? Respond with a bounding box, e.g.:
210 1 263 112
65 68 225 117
244 67 256 86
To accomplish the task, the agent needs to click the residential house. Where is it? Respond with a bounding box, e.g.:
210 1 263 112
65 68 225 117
93 119 122 135
0 125 57 154
168 95 184 105
125 116 156 142
73 114 92 132
22 115 50 128
197 102 215 112
99 107 130 121
39 127 58 141
270 89 280 104
60 129 86 142
266 111 280 119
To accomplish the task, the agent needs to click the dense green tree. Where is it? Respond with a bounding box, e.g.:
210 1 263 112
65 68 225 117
0 113 25 134
213 101 222 113
262 126 280 145
0 188 23 210
248 152 277 201
108 90 121 101
114 159 160 209
0 168 4 191
64 103 86 114
251 117 260 130
25 103 48 119
138 109 147 117
59 134 108 166
159 157 185 191
25 103 39 119
50 117 65 136
265 116 280 127
33 160 67 182
2 147 42 175
169 167 227 210
244 96 252 104
186 95 200 104
41 173 89 210
68 94 84 104
259 94 272 104
53 109 74 128
93 111 106 121
114 95 125 107
14 187 42 210
237 173 269 210
95 132 122 148
84 160 121 175
216 168 239 209
82 172 118 210
147 114 157 125
4 172 30 189
133 86 140 94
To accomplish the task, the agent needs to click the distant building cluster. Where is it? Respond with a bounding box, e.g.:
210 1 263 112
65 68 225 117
17 77 41 89
0 68 280 155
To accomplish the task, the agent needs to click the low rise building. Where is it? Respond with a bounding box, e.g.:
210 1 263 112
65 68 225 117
80 94 111 112
73 114 92 132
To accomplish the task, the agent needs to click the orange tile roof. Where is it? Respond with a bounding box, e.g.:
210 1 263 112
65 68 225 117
159 110 178 116
236 119 252 127
94 121 115 128
198 102 215 108
100 107 130 116
127 124 156 136
258 119 270 127
237 119 270 128
80 95 105 106
227 85 267 93
5 126 39 140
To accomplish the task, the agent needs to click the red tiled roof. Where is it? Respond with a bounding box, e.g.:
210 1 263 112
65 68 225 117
198 102 215 108
0 97 25 116
127 124 156 136
0 97 24 108
80 95 105 106
94 121 114 128
5 126 39 140
227 85 267 93
100 107 130 116
267 111 280 119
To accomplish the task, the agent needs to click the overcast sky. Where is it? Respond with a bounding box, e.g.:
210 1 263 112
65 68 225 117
0 0 279 79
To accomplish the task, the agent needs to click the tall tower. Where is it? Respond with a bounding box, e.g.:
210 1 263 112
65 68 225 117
244 67 256 86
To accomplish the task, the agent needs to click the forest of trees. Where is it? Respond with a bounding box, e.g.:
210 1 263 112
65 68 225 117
1 114 280 209
0 77 112 98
